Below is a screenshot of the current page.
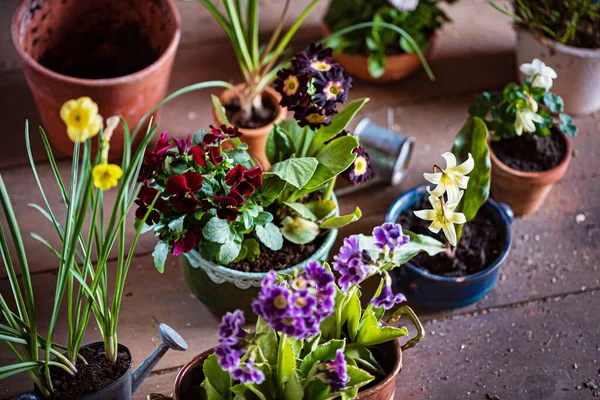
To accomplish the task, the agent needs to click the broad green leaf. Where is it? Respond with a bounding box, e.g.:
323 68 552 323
256 222 283 251
284 202 318 221
304 136 359 190
269 157 319 189
451 117 491 231
152 241 169 273
256 316 278 366
203 217 232 244
344 346 385 377
168 216 185 233
341 365 375 393
283 372 304 400
219 240 242 264
202 379 223 400
542 92 564 113
280 216 320 245
303 200 336 220
266 124 296 165
254 174 286 207
345 289 361 342
201 354 232 400
308 98 369 155
277 335 296 391
320 207 361 229
391 231 446 266
242 238 260 262
356 311 408 347
299 339 345 376
304 380 330 400
559 113 578 137
199 241 221 262
254 211 274 225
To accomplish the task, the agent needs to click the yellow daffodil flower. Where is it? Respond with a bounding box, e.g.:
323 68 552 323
92 164 123 191
423 152 474 199
414 193 466 246
60 97 103 143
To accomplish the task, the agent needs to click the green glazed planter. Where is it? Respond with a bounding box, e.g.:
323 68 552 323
180 195 340 317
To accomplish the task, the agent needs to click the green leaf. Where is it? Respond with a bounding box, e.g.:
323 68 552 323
199 241 221 262
280 216 320 245
356 311 408 347
299 339 345 376
558 113 578 137
254 211 273 226
242 238 260 262
203 217 232 244
277 335 296 392
392 231 446 265
304 136 359 190
542 92 564 113
152 241 169 273
269 157 319 189
303 200 336 220
308 98 369 155
212 95 230 126
256 316 278 366
168 215 185 233
279 119 307 150
344 346 385 377
283 372 304 400
346 289 361 342
219 240 241 264
320 207 361 229
201 354 232 400
256 222 283 251
304 380 330 400
255 174 287 207
342 365 375 392
367 52 386 79
266 124 297 165
283 202 318 221
451 117 491 227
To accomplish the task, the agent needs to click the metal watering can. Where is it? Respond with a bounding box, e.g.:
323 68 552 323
12 323 188 400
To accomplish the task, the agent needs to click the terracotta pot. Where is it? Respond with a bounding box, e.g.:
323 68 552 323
12 0 181 159
213 84 287 169
515 27 600 115
323 25 435 84
489 131 572 217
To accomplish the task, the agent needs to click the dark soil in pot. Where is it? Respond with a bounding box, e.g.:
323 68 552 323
224 94 277 129
491 130 567 172
45 344 130 399
398 197 505 277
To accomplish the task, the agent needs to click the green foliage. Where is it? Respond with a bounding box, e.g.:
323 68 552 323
320 207 362 230
281 216 320 244
256 223 284 251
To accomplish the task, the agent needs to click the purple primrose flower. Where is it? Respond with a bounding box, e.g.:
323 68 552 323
373 223 409 250
371 280 407 310
218 310 247 346
332 235 375 291
317 349 350 392
230 360 265 384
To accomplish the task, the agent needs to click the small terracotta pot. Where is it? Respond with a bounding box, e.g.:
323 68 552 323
323 25 435 84
213 84 287 169
12 0 181 159
489 131 572 217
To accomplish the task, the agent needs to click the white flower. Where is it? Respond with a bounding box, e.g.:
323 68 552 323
515 108 543 136
423 152 474 199
388 0 419 11
414 193 466 247
519 58 557 90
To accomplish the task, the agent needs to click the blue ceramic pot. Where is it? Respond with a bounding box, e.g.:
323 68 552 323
386 185 513 309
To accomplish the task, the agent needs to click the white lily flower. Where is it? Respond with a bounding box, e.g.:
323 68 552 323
519 58 557 90
388 0 419 11
414 193 466 246
515 108 543 136
423 152 474 199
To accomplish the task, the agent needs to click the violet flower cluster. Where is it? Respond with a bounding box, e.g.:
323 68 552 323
252 261 336 339
315 349 350 392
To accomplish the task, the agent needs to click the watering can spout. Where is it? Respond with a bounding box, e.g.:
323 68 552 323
132 323 188 393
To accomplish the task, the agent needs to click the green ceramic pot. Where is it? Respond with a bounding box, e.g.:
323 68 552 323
180 195 339 317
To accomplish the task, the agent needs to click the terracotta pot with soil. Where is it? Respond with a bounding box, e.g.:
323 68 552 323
323 25 435 84
11 0 181 159
213 84 287 169
386 185 513 309
489 129 572 217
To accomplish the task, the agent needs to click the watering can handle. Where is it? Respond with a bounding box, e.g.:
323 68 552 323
387 305 425 352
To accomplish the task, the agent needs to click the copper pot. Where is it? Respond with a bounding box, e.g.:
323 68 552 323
213 84 287 169
12 0 181 159
323 25 435 84
489 131 572 217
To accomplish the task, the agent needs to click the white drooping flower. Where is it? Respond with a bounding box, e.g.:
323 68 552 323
423 152 474 199
388 0 419 11
515 107 543 136
519 58 557 90
414 192 466 247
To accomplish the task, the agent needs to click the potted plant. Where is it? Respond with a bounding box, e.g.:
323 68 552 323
386 117 514 309
149 222 443 400
11 0 181 158
0 81 232 398
489 0 600 114
141 44 376 316
468 59 578 216
323 0 450 82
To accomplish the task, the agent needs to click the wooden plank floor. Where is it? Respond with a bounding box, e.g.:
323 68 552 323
1 0 600 399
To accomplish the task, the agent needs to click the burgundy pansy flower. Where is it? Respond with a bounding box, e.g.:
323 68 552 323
213 192 244 222
313 68 353 108
294 43 336 74
135 185 168 225
208 146 223 165
173 135 192 154
275 69 309 108
225 165 263 196
342 146 372 185
171 230 201 257
166 171 204 213
139 131 172 182
189 144 207 167
203 125 242 145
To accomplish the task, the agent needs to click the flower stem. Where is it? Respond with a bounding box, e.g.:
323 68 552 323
105 334 118 363
323 177 336 201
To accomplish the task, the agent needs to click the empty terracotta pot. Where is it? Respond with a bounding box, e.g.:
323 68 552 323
489 131 572 217
213 84 287 169
12 0 181 158
323 25 435 84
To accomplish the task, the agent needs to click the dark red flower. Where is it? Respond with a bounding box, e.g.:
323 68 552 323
224 164 245 186
189 144 207 167
135 185 168 225
225 165 263 196
342 146 372 185
295 106 337 129
203 125 242 145
275 69 309 108
138 131 172 182
293 43 335 74
213 192 244 222
172 230 201 256
173 135 192 154
242 166 263 187
154 131 172 156
166 172 204 213
208 146 223 165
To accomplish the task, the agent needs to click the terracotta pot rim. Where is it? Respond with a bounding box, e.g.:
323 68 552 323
11 0 182 86
516 26 600 57
214 83 287 136
488 130 572 179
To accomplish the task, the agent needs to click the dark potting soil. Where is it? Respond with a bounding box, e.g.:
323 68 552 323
398 197 505 277
38 22 160 79
224 95 277 129
491 130 567 172
46 344 130 399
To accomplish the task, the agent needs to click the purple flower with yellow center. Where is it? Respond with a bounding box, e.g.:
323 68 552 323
214 344 245 371
218 310 247 346
230 360 265 384
294 43 336 74
275 69 309 108
373 222 409 251
295 106 337 129
316 349 350 392
371 278 406 310
333 235 375 291
313 68 353 108
343 146 372 185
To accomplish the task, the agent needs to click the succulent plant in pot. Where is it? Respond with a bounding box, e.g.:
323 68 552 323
468 59 578 216
323 0 447 82
150 223 440 400
489 0 600 114
386 117 514 309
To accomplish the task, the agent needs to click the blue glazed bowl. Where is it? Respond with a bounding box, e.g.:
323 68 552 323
386 185 513 309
